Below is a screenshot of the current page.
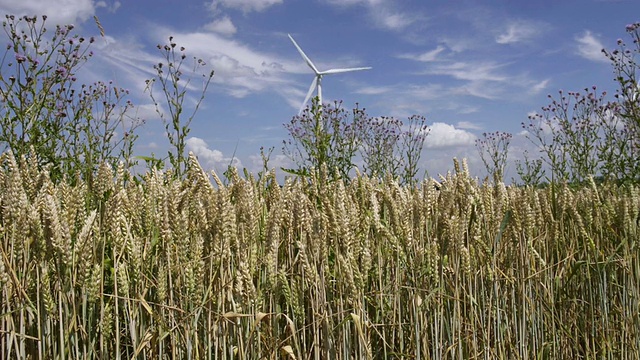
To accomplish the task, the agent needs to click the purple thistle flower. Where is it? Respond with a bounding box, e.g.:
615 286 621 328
15 53 26 63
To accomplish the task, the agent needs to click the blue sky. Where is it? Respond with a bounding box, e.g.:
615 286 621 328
1 0 638 181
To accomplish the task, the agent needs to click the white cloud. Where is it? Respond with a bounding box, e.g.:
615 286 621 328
422 148 483 180
452 82 504 100
428 61 508 82
456 121 482 130
141 27 303 104
249 153 291 173
576 30 608 63
393 36 547 104
398 45 446 62
210 0 282 13
378 11 413 31
425 122 476 149
356 86 393 95
130 103 162 123
455 105 480 114
88 35 163 94
496 22 540 44
143 29 371 109
411 59 532 100
186 137 243 171
95 1 120 13
530 79 550 94
401 84 445 100
0 0 95 25
325 0 383 5
354 83 479 119
204 16 237 36
439 35 477 53
522 111 559 137
322 0 419 31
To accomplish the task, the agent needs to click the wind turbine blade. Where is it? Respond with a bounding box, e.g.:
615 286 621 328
299 77 318 114
317 76 322 108
288 34 320 74
321 67 372 75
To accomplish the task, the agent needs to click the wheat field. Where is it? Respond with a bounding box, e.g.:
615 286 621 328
0 151 639 359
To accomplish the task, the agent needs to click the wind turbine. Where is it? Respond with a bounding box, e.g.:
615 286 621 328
288 34 371 114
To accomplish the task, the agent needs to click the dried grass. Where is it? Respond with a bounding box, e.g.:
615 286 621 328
1 151 639 359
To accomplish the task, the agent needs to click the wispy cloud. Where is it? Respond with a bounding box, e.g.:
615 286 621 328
143 27 299 101
438 35 479 53
378 7 555 111
85 22 305 114
322 0 420 31
248 152 291 173
456 121 482 130
398 45 446 62
204 16 237 36
450 81 503 100
90 35 163 94
376 11 414 31
453 105 480 115
496 22 542 44
427 61 509 82
130 103 162 123
326 0 383 5
210 0 283 13
403 52 547 101
96 1 121 13
353 81 484 119
93 19 372 114
401 84 446 100
530 79 550 94
576 30 608 63
0 0 95 25
356 86 394 95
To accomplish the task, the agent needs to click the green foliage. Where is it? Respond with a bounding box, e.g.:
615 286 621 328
282 98 361 182
521 23 640 186
359 113 429 185
515 150 544 187
603 23 640 180
283 98 429 185
145 36 215 178
0 15 142 184
475 131 512 183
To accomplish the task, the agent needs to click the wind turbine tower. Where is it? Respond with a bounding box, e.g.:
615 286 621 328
288 34 371 114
